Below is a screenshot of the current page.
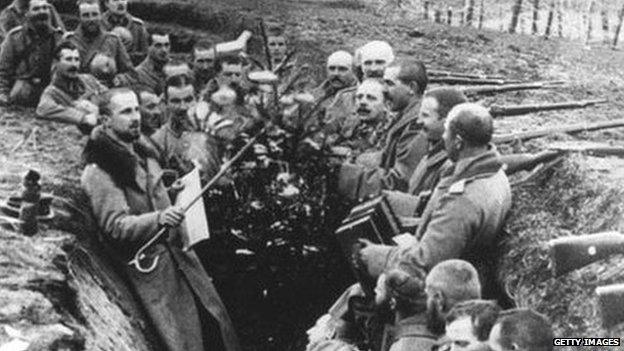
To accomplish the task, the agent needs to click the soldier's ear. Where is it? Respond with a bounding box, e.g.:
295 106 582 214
408 81 420 96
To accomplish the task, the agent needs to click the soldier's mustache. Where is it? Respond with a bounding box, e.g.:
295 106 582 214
357 106 371 115
366 71 384 78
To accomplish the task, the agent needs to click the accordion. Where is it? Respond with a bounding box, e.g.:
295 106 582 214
335 194 401 295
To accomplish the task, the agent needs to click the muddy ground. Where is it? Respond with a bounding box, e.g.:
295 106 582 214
1 0 624 349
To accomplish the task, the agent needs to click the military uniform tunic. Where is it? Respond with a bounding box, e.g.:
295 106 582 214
386 147 512 301
36 73 108 129
337 98 428 201
0 23 63 105
64 26 134 74
0 0 65 38
102 11 149 65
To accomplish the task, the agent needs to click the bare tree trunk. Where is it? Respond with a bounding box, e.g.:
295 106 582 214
557 0 563 37
585 0 596 45
478 0 485 29
613 3 624 48
532 0 539 34
460 10 465 25
447 7 453 25
499 5 505 31
520 15 526 34
466 0 475 26
423 0 430 20
509 0 524 33
544 0 555 38
434 8 442 23
601 0 610 44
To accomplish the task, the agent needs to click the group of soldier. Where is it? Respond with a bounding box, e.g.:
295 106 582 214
0 0 558 350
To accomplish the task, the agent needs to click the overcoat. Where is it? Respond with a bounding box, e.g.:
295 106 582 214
64 26 134 74
81 126 241 351
387 147 512 300
337 98 428 201
102 11 149 65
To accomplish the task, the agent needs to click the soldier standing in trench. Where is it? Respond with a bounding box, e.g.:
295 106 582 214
81 87 241 351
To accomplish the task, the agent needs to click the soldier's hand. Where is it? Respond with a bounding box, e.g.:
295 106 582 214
358 239 393 278
159 206 185 227
82 113 98 127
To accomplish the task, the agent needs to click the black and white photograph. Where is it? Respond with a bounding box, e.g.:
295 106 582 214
0 0 623 350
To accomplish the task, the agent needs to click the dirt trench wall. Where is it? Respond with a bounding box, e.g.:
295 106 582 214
0 176 156 350
502 156 624 343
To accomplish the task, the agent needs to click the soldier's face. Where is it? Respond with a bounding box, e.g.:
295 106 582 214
383 67 413 112
107 0 128 15
420 97 443 142
327 63 352 89
148 34 170 64
139 91 163 134
447 317 485 351
355 83 385 121
79 3 102 34
219 63 243 87
267 36 287 61
109 91 141 142
28 0 50 26
193 49 216 74
166 85 195 118
58 49 80 79
362 57 388 79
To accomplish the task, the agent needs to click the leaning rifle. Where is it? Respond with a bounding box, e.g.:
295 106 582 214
461 81 565 97
428 69 506 80
128 125 268 273
489 99 607 118
547 231 624 277
492 118 624 143
429 76 513 85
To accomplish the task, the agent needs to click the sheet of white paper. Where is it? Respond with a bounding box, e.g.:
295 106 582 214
176 167 210 250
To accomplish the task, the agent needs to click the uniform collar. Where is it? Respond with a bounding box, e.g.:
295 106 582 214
450 144 503 182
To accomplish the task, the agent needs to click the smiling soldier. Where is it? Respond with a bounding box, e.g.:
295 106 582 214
36 41 107 133
325 79 388 156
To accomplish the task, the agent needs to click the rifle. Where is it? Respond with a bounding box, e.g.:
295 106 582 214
596 283 624 328
500 150 563 175
429 76 512 85
428 69 506 80
548 141 624 158
547 232 624 277
489 99 607 118
461 81 565 97
492 118 624 143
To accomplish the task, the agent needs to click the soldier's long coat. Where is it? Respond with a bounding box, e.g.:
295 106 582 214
0 22 63 97
64 26 134 74
0 0 65 37
387 147 512 301
102 11 149 65
407 141 450 196
337 98 428 201
81 126 241 351
36 73 107 127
